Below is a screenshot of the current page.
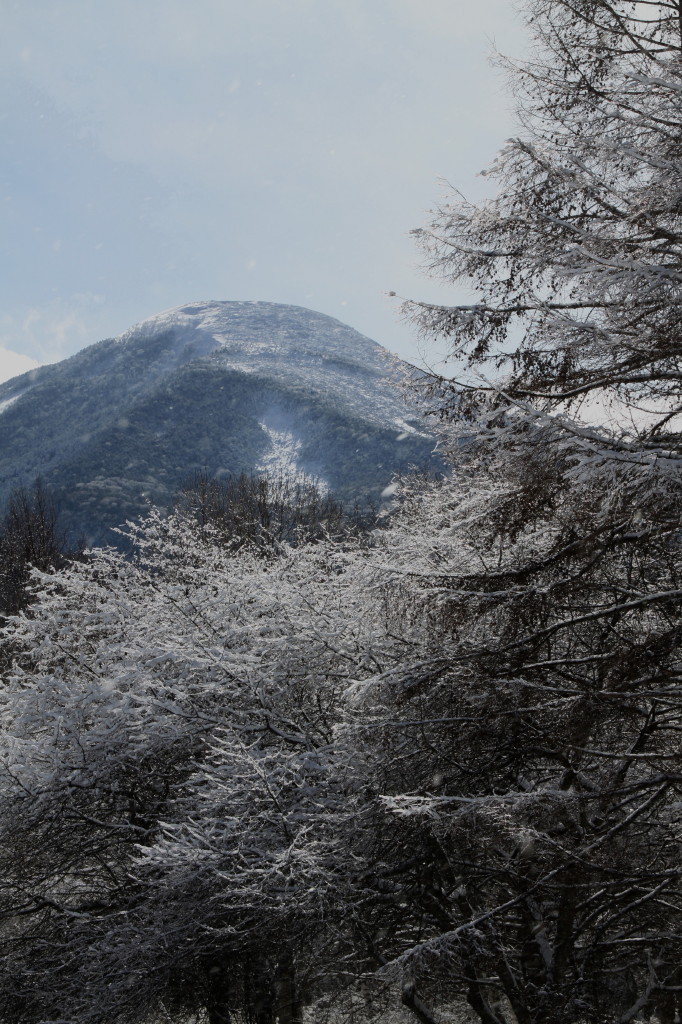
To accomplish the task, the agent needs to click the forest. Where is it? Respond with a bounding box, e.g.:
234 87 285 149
0 1 681 1022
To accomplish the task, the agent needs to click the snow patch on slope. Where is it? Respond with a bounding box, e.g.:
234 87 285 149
0 393 25 416
256 420 329 495
394 417 431 440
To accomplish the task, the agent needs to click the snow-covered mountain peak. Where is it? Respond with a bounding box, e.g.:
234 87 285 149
117 300 390 374
113 300 404 428
0 300 440 545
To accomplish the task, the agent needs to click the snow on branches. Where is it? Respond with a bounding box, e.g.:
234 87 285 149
2 3 682 1024
0 512 391 1024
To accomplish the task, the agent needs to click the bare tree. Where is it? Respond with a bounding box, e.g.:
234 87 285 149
177 470 369 550
0 479 74 619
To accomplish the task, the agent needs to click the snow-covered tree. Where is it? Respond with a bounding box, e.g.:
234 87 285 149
341 3 682 1022
0 511 388 1024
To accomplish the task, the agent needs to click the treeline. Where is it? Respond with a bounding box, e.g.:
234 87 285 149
176 470 374 549
0 471 371 619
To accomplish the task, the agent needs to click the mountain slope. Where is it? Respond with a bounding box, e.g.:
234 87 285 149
0 302 438 545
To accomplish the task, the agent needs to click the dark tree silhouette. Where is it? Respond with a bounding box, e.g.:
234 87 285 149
0 479 79 618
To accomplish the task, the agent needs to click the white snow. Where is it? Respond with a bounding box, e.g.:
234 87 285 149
256 420 329 494
381 481 400 499
113 300 415 430
0 393 23 416
394 417 431 439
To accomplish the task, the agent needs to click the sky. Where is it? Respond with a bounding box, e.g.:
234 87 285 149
0 0 527 384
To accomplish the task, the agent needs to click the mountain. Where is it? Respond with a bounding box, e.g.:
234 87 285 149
0 301 439 545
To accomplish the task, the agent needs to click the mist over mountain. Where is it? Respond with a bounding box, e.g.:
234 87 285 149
0 301 439 545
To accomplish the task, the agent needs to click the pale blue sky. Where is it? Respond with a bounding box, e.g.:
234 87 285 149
0 0 526 381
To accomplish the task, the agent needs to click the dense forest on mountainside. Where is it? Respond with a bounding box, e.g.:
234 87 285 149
1 2 682 1023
